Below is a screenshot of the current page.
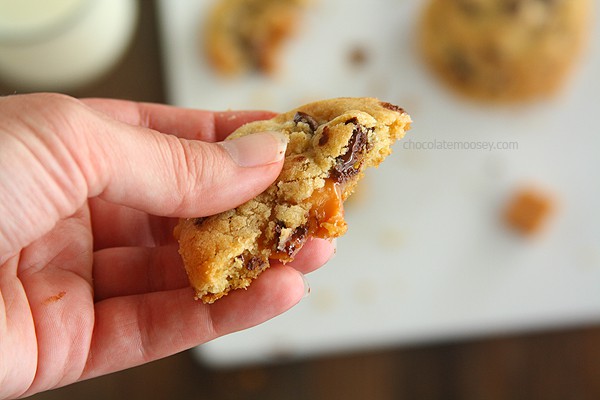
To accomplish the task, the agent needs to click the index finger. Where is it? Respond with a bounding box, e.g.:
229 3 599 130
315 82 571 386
81 98 277 142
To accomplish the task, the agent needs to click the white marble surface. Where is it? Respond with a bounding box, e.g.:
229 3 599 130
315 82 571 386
156 0 600 366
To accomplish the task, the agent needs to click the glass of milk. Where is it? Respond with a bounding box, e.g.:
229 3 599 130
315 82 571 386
0 0 138 91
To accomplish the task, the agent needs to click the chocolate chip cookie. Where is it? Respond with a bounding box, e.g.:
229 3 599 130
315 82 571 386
174 98 411 303
420 0 591 102
203 0 309 76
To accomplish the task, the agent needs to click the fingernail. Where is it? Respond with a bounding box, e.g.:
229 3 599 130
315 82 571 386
298 271 311 298
330 238 337 261
219 131 288 167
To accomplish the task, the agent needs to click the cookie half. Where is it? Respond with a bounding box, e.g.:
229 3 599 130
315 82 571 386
174 98 411 303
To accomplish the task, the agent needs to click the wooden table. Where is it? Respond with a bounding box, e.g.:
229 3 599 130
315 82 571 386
4 1 598 399
27 325 600 400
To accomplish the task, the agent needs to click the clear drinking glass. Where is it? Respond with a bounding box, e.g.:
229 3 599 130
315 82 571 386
0 0 138 90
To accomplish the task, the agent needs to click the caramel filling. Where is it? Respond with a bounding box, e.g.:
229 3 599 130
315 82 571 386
309 178 346 238
266 179 346 263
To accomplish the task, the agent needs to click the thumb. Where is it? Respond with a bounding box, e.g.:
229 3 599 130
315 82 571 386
0 93 287 258
89 121 288 217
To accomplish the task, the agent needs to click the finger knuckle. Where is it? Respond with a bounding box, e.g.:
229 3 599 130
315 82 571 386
170 140 225 214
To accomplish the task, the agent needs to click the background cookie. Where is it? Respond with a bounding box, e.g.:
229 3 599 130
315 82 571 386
203 0 309 76
420 0 592 102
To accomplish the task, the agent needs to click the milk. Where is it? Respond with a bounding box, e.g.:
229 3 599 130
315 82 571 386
0 0 138 90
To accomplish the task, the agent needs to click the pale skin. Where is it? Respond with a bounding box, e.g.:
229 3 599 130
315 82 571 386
0 93 334 398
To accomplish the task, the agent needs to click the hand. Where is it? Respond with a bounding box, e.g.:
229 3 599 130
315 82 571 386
0 93 334 398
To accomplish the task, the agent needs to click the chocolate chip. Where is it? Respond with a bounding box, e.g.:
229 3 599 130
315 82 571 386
480 44 503 65
293 154 308 162
330 123 370 183
246 256 267 271
345 117 359 125
380 102 406 115
293 111 319 133
274 221 308 257
193 217 206 226
503 0 521 15
503 0 555 15
319 126 330 146
456 0 481 16
348 46 369 67
447 48 473 83
236 252 267 271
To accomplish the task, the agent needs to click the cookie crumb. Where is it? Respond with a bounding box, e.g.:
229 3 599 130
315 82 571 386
310 287 337 312
504 188 554 235
348 45 369 67
379 228 404 249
